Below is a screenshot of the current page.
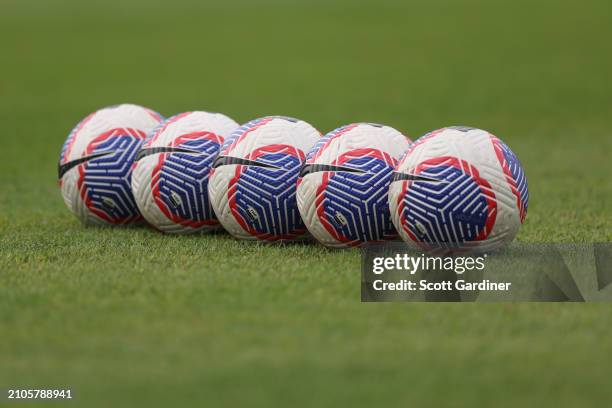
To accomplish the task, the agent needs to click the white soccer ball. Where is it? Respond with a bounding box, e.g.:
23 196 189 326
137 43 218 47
296 123 411 248
131 111 239 234
208 116 320 241
58 104 163 225
388 126 528 252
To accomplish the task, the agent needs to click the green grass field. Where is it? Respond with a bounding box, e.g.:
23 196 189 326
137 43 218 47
1 0 612 406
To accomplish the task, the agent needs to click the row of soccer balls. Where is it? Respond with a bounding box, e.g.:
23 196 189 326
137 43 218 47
58 104 529 251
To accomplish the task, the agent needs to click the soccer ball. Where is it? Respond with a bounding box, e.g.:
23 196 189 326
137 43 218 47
388 126 528 252
296 123 411 248
131 111 239 233
208 116 320 241
58 104 163 225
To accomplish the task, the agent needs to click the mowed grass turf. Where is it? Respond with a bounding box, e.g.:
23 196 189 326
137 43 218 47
1 0 612 406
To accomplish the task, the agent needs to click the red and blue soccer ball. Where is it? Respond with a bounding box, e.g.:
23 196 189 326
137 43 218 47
58 104 163 225
388 126 528 252
208 116 320 241
296 123 412 248
131 111 239 233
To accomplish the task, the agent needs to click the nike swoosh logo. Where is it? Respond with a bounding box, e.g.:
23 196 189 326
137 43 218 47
58 151 115 179
135 146 202 162
299 164 367 178
391 172 447 183
212 156 281 169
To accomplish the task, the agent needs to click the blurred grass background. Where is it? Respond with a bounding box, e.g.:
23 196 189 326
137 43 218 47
1 0 611 406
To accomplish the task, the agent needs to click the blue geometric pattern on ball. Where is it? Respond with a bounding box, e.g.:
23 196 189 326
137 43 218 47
233 152 304 237
60 113 94 163
83 135 142 221
400 165 489 244
322 156 396 242
60 123 79 162
497 140 529 213
156 138 220 223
